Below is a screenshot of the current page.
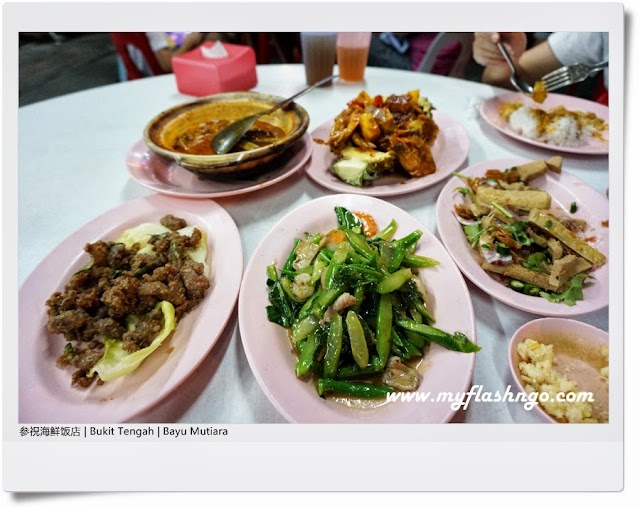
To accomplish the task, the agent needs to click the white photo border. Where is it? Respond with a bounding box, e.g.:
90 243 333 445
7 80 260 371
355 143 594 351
2 0 628 494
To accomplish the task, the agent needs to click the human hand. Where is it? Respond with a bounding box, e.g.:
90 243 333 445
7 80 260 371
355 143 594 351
473 32 527 67
181 32 207 51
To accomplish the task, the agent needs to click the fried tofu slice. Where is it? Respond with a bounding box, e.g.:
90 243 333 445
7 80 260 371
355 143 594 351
513 157 562 182
470 202 491 218
545 156 563 173
548 254 592 290
476 187 551 211
482 262 560 292
529 209 607 266
514 160 549 182
547 238 565 261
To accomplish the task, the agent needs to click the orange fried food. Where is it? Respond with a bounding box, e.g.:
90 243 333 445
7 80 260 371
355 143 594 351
328 108 361 153
326 89 440 179
532 80 548 104
389 133 436 177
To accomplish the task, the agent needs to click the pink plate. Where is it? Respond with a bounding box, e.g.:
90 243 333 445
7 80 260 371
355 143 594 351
436 159 609 317
480 92 609 155
305 111 470 196
238 194 477 423
19 194 244 423
126 133 313 199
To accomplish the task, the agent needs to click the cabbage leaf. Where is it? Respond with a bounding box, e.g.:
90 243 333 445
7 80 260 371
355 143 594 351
88 301 176 381
177 225 209 277
115 222 209 277
85 220 209 382
115 222 171 250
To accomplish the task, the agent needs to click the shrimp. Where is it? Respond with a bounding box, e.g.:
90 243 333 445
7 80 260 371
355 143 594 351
327 109 361 153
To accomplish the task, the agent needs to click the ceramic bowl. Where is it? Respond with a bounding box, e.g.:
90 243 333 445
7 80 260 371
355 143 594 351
508 318 609 423
143 91 309 178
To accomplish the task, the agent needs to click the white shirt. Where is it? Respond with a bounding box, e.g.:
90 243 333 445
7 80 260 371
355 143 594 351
547 32 609 88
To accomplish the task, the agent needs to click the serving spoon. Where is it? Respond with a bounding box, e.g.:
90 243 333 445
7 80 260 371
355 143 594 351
496 41 534 95
210 74 338 155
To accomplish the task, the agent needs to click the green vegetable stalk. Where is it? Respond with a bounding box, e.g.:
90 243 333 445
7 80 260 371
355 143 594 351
346 310 369 368
323 314 343 379
375 293 392 365
396 318 480 353
317 379 394 399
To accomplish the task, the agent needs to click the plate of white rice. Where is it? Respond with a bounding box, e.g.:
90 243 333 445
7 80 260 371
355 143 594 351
480 92 609 155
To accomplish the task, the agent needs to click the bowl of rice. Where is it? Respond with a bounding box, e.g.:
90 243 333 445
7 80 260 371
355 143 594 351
508 318 609 423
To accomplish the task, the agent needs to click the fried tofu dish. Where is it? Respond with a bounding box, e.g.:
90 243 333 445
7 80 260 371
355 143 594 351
325 90 439 187
452 157 607 306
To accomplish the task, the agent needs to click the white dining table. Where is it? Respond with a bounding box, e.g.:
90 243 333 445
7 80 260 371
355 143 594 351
18 64 609 424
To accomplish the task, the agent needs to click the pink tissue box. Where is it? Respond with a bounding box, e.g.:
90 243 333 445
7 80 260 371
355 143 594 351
173 42 258 97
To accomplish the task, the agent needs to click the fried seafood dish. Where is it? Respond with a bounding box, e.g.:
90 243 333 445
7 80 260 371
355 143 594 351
453 158 607 306
46 215 210 387
325 90 439 186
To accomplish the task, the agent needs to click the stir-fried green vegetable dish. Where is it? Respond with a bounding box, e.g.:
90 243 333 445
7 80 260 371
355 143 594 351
266 207 479 399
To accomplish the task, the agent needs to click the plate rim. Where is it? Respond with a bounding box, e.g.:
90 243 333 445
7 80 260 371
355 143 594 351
127 133 313 199
238 193 478 423
304 110 470 197
479 92 609 155
435 158 609 317
19 194 244 423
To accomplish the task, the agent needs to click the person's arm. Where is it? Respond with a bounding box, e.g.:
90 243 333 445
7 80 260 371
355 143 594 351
481 40 562 88
154 32 206 72
473 32 527 88
513 40 563 84
474 32 563 89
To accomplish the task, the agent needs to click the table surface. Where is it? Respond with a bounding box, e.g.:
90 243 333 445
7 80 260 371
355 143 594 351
18 64 609 424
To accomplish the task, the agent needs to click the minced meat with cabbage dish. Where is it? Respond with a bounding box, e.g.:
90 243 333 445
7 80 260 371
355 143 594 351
46 214 210 388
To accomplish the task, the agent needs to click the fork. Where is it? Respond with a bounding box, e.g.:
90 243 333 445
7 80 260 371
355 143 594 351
541 61 608 91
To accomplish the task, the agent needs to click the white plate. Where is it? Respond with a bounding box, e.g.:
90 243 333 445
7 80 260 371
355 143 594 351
19 194 243 423
126 134 313 199
238 194 477 423
436 159 609 316
480 92 609 155
305 111 470 196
